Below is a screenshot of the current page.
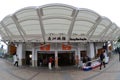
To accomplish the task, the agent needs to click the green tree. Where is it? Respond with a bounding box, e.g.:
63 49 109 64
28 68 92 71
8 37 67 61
118 38 120 42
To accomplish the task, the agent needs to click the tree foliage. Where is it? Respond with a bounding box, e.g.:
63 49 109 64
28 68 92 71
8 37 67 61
118 38 120 42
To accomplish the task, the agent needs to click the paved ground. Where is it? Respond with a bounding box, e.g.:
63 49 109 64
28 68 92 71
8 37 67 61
0 54 120 80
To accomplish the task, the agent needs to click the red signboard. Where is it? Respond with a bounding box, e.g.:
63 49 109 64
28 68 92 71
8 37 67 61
40 44 50 51
9 44 16 55
62 43 72 50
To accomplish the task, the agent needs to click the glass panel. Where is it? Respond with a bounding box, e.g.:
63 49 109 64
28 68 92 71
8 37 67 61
7 24 20 35
0 24 8 36
110 24 117 30
77 10 99 22
22 25 41 34
93 25 105 36
15 8 38 21
2 16 14 26
1 28 8 36
45 25 69 34
72 21 93 35
20 20 41 34
105 29 112 36
100 19 111 26
43 19 71 34
43 6 73 17
0 24 3 29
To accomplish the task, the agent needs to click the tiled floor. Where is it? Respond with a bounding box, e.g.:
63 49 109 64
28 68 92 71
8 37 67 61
0 54 119 80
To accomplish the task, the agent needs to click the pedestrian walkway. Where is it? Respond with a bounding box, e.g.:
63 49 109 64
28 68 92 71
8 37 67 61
0 54 119 80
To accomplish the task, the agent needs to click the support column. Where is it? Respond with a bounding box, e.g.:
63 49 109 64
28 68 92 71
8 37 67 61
109 41 113 59
87 42 95 59
16 43 25 66
111 41 114 51
94 43 97 58
77 47 81 65
55 50 59 69
75 50 79 66
105 42 109 55
32 47 37 67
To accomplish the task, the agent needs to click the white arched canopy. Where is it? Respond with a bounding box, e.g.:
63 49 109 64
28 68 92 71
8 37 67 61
0 3 119 43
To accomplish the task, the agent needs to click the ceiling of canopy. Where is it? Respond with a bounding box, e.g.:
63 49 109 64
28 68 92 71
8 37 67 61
0 3 119 43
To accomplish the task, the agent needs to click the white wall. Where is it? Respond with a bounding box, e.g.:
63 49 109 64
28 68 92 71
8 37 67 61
87 43 95 58
16 43 25 66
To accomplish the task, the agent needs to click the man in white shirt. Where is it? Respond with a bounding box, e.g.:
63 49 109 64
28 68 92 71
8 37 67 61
13 54 19 67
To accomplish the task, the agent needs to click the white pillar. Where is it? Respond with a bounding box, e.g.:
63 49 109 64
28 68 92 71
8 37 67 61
77 47 81 65
75 50 79 66
55 50 58 68
32 47 37 67
111 41 114 51
87 42 95 59
16 43 25 66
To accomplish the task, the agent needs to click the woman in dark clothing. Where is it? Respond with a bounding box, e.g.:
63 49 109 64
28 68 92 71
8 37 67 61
99 49 105 70
117 47 120 61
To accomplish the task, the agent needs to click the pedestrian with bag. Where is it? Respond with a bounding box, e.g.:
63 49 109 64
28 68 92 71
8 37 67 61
14 54 19 67
99 49 106 70
48 57 54 70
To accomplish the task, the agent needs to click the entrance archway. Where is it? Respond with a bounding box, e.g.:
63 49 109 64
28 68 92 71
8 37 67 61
37 51 55 67
25 51 32 65
58 51 75 66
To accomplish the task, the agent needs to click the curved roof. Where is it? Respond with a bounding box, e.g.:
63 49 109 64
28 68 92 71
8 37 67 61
0 3 119 43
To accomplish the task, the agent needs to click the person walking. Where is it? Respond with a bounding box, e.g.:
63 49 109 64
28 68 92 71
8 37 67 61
14 54 19 67
117 47 120 61
99 49 106 70
48 57 54 70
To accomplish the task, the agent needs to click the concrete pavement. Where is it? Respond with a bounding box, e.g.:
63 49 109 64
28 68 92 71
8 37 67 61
0 54 119 80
